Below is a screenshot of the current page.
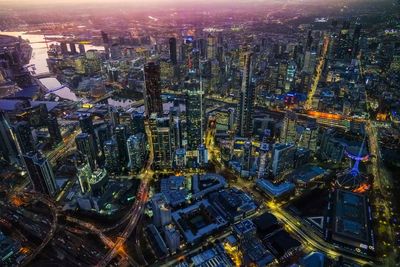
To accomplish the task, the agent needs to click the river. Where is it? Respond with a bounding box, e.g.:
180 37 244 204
0 31 134 108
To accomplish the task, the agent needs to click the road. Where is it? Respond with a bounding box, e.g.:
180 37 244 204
305 36 330 110
365 120 396 265
265 201 374 266
96 121 154 267
206 127 374 266
19 192 58 267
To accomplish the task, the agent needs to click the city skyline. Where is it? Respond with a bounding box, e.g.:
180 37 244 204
0 0 399 266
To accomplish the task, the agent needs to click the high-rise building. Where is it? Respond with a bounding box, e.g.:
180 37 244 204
144 62 163 116
169 37 177 65
69 42 77 54
185 78 204 151
281 111 298 144
79 114 94 135
13 121 34 154
104 139 119 173
0 111 18 164
237 51 255 137
197 144 208 167
110 43 122 60
78 43 85 55
114 125 128 167
94 123 111 158
23 152 57 196
60 41 68 55
271 143 296 177
127 133 146 172
258 129 271 179
297 119 318 152
207 34 217 60
47 114 62 145
150 114 173 169
164 224 180 254
77 163 92 194
151 193 172 227
241 140 252 173
130 111 145 134
169 107 182 152
75 133 97 170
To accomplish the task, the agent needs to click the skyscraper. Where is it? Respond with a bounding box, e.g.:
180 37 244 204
169 37 177 65
114 125 128 167
75 133 97 170
47 114 62 145
127 133 146 172
0 111 18 164
271 143 296 177
185 78 204 151
79 114 94 135
164 224 180 253
150 114 173 169
69 42 77 54
241 140 252 173
104 139 119 173
23 152 57 196
207 34 217 60
130 111 145 134
151 193 172 227
144 62 163 116
13 121 34 154
237 51 255 137
281 111 298 144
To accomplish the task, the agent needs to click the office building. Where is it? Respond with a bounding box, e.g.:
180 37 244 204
151 193 172 227
0 112 18 164
150 114 173 169
69 42 77 54
104 139 119 173
13 121 34 154
207 34 217 60
79 114 94 135
238 51 255 137
197 144 208 167
130 111 145 134
164 224 180 254
75 133 97 170
271 143 296 176
127 133 146 172
47 114 62 145
113 125 127 166
144 62 163 116
241 140 252 173
169 37 177 65
23 152 57 196
281 111 298 144
77 163 92 194
185 78 204 151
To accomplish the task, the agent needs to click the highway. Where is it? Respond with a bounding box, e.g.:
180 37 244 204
96 121 154 267
19 192 58 267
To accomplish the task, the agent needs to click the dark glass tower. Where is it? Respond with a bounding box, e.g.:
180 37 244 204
144 62 163 116
237 51 255 137
75 133 97 170
185 78 204 151
0 111 18 163
114 124 128 167
23 152 57 196
169 37 177 65
13 121 34 154
48 114 62 145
